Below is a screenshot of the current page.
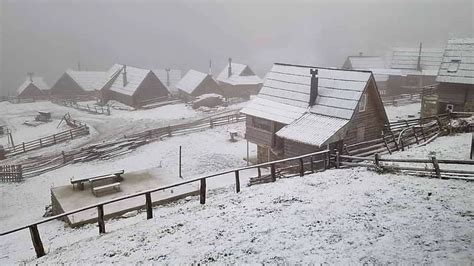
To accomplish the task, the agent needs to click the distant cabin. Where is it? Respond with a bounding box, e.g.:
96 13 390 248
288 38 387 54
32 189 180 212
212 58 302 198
100 64 169 108
175 69 222 101
435 38 474 113
153 69 182 95
216 59 263 99
16 76 49 99
50 70 108 100
342 55 389 95
241 63 388 163
385 46 443 95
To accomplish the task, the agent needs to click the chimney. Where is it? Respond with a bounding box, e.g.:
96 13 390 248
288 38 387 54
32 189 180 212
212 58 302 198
359 52 363 57
165 68 171 87
416 42 423 72
309 69 318 106
122 65 128 87
27 72 34 82
209 60 212 76
228 58 232 78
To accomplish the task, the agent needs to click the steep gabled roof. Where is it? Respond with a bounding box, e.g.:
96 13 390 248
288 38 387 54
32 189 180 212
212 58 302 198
345 56 386 70
242 63 382 147
176 69 213 94
216 62 263 86
216 63 250 82
107 64 155 96
436 38 474 85
153 69 182 91
391 47 444 71
17 77 49 94
66 70 109 92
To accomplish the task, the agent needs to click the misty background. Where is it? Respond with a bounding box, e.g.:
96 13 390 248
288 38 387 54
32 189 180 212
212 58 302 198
1 0 472 96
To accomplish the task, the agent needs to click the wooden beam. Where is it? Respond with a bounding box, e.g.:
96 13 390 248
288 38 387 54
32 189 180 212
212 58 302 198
97 205 105 234
145 192 153 220
299 158 304 176
29 225 45 258
200 178 206 204
270 163 276 182
235 170 240 193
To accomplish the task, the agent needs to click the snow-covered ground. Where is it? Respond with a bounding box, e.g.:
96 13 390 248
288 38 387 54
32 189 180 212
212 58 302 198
384 102 421 121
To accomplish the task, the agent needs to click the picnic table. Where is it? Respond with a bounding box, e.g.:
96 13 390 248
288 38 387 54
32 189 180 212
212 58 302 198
71 170 124 191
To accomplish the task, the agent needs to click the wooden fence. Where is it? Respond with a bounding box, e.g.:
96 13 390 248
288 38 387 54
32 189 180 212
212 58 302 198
382 93 421 106
0 165 23 182
3 126 89 158
0 149 330 259
51 98 111 115
334 152 474 181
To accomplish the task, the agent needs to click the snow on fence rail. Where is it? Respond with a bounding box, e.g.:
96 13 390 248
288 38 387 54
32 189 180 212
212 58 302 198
333 152 474 181
0 165 23 182
0 149 331 259
51 98 111 115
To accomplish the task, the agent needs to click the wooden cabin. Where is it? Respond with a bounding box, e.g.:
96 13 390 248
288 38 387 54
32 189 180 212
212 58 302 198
16 75 49 99
435 38 474 113
100 64 170 108
50 70 108 100
342 55 388 95
241 63 388 163
216 59 263 99
153 69 182 95
175 69 222 101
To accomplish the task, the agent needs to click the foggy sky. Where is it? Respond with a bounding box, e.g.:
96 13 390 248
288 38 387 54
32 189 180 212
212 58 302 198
1 0 473 96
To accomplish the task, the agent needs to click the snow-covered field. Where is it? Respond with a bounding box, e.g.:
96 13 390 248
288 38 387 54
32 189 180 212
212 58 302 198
384 102 421 121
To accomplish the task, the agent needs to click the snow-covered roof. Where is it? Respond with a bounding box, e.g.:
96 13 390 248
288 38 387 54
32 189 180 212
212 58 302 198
276 113 350 147
218 75 263 86
347 56 386 70
436 38 474 85
107 64 153 96
17 77 49 94
216 63 250 82
370 68 438 77
391 47 444 71
242 63 374 147
176 69 211 94
153 69 182 90
66 70 109 92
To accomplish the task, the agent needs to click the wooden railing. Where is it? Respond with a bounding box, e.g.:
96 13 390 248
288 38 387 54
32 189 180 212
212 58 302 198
0 149 330 259
51 98 111 115
0 165 23 182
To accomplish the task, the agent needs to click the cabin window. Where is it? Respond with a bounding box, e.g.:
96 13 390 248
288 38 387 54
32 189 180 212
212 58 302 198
447 60 461 73
358 93 367 112
356 127 365 142
252 117 272 131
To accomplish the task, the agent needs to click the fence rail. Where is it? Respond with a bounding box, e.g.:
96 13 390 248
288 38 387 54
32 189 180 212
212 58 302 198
0 165 22 182
51 98 111 115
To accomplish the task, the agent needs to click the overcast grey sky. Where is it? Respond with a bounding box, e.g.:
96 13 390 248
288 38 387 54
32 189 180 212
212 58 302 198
1 0 472 96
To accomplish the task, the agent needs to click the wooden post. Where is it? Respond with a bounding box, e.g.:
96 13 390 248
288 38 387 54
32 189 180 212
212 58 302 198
471 134 473 160
145 192 153 219
326 151 330 168
22 142 26 152
420 126 427 141
299 158 304 176
257 166 261 177
412 127 420 144
310 156 315 173
62 151 67 164
179 146 182 178
53 134 56 144
167 126 172 137
374 153 380 167
270 163 276 182
381 131 392 155
70 130 74 139
431 155 441 178
210 118 214 128
97 204 105 234
235 170 240 193
39 138 42 147
335 151 340 169
107 105 110 115
200 178 206 204
29 225 45 258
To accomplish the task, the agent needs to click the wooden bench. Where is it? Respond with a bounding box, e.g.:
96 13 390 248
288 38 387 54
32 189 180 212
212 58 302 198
71 170 124 190
92 182 121 197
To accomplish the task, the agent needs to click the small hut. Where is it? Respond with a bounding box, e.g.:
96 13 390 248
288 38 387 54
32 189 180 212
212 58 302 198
216 59 263 99
50 70 108 100
16 74 49 99
175 69 222 101
153 69 182 95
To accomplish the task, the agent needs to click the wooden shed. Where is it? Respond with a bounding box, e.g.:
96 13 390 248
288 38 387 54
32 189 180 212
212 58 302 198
50 70 108 100
175 69 222 101
100 64 170 108
241 63 388 163
153 69 182 95
16 75 49 99
342 55 389 95
435 38 474 113
216 59 263 99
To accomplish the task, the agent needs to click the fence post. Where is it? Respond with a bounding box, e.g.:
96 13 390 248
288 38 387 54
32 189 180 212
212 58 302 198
29 225 45 258
431 155 441 178
310 156 315 173
145 192 153 219
167 126 172 137
257 166 261 177
374 153 380 167
70 130 74 139
335 151 340 169
97 204 106 234
53 134 56 144
235 170 240 193
39 138 43 147
22 142 26 152
62 151 67 164
200 178 206 204
299 158 304 176
270 163 276 182
210 118 214 128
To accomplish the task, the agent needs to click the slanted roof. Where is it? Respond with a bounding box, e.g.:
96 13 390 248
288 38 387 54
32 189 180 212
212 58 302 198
107 64 153 96
176 69 211 94
66 70 108 92
17 77 49 94
346 56 386 70
216 63 250 82
436 38 474 85
391 47 444 71
219 75 263 86
242 63 378 147
153 69 182 90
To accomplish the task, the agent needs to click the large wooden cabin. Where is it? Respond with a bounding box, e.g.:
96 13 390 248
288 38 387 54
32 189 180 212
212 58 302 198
435 38 474 113
175 69 222 101
50 70 109 100
216 59 263 99
16 75 49 99
241 63 388 163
